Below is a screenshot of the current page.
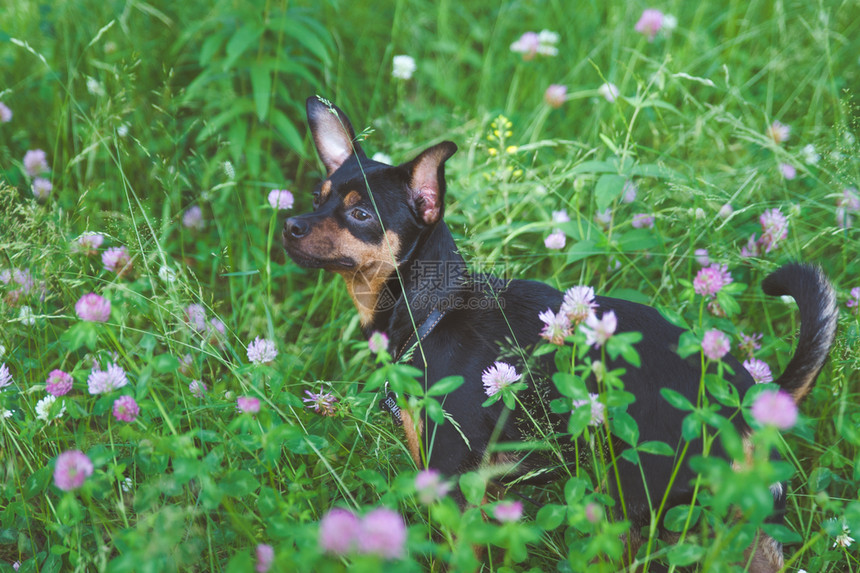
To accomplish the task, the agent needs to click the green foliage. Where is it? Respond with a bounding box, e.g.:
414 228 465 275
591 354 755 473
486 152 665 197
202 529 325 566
1 0 859 571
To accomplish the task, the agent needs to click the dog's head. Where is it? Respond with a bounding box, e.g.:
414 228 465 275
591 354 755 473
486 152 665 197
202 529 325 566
283 96 457 324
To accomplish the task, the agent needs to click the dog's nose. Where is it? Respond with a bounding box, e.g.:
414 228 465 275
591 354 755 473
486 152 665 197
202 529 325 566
285 217 309 239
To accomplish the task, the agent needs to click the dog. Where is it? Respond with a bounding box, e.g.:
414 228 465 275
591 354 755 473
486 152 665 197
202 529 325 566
283 96 838 571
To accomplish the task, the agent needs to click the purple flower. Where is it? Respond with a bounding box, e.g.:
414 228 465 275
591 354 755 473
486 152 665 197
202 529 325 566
572 393 605 426
510 31 540 59
718 203 734 219
113 395 140 422
635 9 665 41
247 337 278 364
743 358 773 384
598 82 620 103
693 264 732 298
319 508 361 555
494 500 524 523
368 331 389 354
75 293 111 322
758 208 788 253
585 502 601 523
552 210 570 223
594 208 613 230
482 361 522 397
54 450 94 491
32 178 53 200
189 380 207 398
46 370 73 396
237 396 261 414
102 246 132 276
631 213 654 229
182 206 204 230
544 230 566 249
622 180 638 203
358 508 407 559
23 149 49 177
185 304 207 332
0 363 12 389
255 544 274 573
847 287 860 313
561 285 597 325
267 189 294 210
702 329 730 361
415 469 451 504
87 362 128 394
303 389 338 416
544 84 567 108
74 232 104 255
539 308 572 345
738 332 763 359
580 310 617 348
751 390 797 430
767 121 791 144
779 163 797 180
0 102 11 123
694 248 710 266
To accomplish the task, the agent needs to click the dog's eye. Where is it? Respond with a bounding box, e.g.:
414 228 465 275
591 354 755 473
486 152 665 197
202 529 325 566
351 208 371 222
312 191 321 208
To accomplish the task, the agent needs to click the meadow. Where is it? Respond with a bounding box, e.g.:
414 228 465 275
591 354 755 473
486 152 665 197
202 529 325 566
0 0 859 571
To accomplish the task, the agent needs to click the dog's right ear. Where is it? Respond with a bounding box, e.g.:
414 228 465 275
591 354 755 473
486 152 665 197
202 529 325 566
306 96 365 175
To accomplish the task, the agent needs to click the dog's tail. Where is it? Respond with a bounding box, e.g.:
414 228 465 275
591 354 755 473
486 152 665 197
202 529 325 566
761 263 838 403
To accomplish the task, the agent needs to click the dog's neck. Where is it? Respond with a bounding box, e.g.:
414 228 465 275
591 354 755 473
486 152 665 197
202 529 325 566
362 222 468 352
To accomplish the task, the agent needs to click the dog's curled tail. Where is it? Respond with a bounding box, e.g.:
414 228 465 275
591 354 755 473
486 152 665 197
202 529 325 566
762 263 838 403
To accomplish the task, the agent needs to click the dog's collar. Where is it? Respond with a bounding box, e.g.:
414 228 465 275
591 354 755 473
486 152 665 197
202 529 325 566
393 307 447 363
380 308 448 425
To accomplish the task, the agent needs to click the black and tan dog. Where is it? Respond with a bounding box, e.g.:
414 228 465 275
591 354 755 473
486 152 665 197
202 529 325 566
283 96 838 571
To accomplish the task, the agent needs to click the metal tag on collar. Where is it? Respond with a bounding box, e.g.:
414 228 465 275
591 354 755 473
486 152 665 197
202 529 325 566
379 390 402 424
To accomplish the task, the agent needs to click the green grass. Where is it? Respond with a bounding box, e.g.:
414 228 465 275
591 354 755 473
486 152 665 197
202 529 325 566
1 0 859 571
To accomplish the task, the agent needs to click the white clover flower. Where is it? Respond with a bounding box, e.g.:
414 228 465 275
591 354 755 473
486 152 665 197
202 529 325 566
392 55 416 80
18 306 36 326
35 395 65 422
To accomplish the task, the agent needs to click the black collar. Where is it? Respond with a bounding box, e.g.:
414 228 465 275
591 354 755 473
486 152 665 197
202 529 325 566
393 307 448 363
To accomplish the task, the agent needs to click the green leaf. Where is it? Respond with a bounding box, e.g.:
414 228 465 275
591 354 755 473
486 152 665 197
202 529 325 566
222 469 259 498
224 25 263 69
761 522 803 544
272 18 332 66
565 239 599 264
270 109 306 156
250 65 271 122
594 174 627 211
459 472 486 506
424 397 446 425
676 330 702 359
536 504 566 530
23 466 52 500
152 353 180 374
569 160 618 175
638 440 675 456
610 411 639 446
426 375 464 396
667 543 706 566
661 388 694 411
664 504 700 532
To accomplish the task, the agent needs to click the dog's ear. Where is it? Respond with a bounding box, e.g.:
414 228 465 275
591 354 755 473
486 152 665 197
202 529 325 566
403 141 457 226
306 96 366 175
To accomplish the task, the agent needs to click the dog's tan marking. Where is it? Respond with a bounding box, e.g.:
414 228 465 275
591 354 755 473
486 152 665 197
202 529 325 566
337 230 401 326
744 530 784 573
319 179 332 202
400 407 423 466
343 190 361 208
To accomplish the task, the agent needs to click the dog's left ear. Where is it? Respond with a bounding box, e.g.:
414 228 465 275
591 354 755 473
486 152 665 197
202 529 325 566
403 141 458 226
306 96 366 175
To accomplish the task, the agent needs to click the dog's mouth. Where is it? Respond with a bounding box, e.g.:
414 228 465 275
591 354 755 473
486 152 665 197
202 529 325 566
283 243 356 271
